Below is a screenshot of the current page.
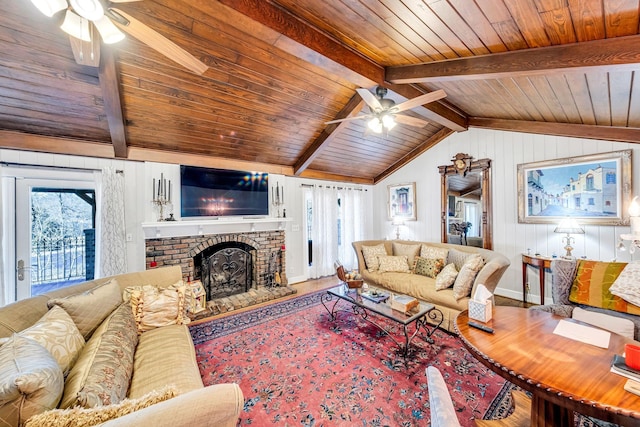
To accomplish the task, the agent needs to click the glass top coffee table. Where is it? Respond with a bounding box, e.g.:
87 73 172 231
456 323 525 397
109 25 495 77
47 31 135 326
321 285 443 363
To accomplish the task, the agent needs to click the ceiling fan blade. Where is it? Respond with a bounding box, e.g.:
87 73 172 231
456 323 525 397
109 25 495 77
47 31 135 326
109 8 208 75
325 114 373 125
356 88 383 111
394 114 430 128
393 89 447 113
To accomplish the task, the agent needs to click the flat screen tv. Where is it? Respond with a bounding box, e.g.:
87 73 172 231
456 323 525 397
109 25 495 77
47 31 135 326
180 165 269 218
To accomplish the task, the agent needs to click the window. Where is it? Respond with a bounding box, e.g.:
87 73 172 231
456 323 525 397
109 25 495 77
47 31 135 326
606 172 616 184
586 174 594 190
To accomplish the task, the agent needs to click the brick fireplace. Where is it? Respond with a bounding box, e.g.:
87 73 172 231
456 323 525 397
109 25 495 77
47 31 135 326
145 230 286 300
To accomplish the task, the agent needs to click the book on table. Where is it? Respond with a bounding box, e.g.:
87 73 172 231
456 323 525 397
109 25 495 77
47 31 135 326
390 294 419 313
610 354 640 382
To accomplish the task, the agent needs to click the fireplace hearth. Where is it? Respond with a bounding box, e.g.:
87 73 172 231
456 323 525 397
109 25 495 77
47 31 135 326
145 230 286 301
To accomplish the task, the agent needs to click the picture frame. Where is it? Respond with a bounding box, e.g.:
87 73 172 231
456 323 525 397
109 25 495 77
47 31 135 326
388 182 416 221
517 150 632 225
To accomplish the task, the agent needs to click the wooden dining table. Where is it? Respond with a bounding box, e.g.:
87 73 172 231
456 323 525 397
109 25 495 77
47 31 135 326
455 307 640 426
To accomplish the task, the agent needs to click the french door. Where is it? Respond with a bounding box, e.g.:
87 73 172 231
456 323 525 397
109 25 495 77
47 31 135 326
5 167 95 301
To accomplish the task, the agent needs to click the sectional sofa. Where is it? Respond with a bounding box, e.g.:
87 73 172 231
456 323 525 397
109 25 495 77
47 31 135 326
352 240 510 332
0 265 243 427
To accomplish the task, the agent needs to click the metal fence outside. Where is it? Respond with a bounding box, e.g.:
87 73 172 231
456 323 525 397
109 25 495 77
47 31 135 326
31 235 86 285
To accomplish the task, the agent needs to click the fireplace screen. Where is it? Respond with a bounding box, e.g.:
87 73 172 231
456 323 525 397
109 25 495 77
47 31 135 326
200 247 252 300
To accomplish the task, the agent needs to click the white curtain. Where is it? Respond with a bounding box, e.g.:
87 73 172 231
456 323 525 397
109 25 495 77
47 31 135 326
339 188 365 270
310 185 339 279
97 167 126 277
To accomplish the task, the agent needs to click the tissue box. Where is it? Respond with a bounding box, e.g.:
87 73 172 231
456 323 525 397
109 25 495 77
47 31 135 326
469 299 492 322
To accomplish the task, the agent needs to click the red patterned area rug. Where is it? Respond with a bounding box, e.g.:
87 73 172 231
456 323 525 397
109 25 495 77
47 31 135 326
190 290 508 426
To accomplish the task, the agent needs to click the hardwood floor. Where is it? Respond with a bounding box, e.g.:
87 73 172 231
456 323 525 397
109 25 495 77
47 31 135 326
191 276 531 324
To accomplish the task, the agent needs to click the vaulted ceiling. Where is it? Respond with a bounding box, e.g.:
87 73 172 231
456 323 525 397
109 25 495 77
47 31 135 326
2 0 640 184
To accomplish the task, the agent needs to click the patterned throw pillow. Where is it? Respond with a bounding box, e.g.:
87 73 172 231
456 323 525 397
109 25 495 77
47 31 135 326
569 260 640 315
447 248 473 271
11 306 85 375
420 245 449 262
377 255 410 273
25 386 179 427
0 335 64 427
452 255 484 300
435 263 458 290
60 303 139 409
48 279 123 340
361 244 388 272
414 257 445 278
392 243 421 268
609 261 640 307
128 282 190 333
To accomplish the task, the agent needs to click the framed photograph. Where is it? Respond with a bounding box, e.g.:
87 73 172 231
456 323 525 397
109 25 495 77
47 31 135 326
517 150 632 225
388 182 416 220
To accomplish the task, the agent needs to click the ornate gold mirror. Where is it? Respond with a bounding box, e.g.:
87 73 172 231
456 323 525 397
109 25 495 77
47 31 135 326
438 154 492 249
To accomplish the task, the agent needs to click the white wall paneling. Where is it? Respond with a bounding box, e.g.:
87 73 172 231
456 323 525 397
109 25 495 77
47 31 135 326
373 128 636 304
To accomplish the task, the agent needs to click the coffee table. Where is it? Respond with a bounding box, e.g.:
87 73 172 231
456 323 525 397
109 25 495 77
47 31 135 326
321 285 443 362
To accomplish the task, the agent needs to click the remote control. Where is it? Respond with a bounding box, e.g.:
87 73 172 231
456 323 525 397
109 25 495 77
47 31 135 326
468 321 494 334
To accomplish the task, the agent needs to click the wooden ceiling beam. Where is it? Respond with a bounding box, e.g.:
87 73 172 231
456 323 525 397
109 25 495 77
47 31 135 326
387 84 467 132
374 127 454 183
215 0 383 88
214 0 465 133
98 46 128 158
386 34 640 83
294 94 365 175
469 118 640 143
298 169 373 185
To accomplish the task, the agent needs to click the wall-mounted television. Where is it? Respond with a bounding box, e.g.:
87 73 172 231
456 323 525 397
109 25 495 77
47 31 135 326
180 165 269 218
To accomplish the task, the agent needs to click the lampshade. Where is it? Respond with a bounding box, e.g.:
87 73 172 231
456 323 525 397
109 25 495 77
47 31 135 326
367 117 382 133
630 196 640 217
30 0 68 18
69 0 104 21
554 218 584 235
60 9 91 42
381 114 396 131
94 15 125 44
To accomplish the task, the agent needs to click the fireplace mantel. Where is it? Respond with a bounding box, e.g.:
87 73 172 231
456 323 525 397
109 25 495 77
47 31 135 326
142 218 292 239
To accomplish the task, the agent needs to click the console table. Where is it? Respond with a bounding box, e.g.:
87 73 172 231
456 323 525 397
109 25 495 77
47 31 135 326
521 254 553 305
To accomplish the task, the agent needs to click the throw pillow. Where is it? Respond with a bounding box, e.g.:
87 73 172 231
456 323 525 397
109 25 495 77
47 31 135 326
609 261 640 307
377 255 410 273
452 255 484 300
10 306 85 375
571 307 635 339
0 335 64 427
392 243 421 268
447 248 473 271
569 260 640 315
361 244 387 272
435 263 458 290
420 245 449 263
48 279 123 340
25 385 179 427
60 303 139 409
128 282 190 333
414 257 444 278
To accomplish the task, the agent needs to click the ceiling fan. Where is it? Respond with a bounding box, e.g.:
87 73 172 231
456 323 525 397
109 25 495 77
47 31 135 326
29 0 208 74
326 86 447 134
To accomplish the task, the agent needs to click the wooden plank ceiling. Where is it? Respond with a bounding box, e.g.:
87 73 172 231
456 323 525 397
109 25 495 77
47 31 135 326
1 0 640 183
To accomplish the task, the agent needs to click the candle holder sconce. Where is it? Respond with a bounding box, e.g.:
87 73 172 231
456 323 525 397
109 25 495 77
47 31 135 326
152 173 173 221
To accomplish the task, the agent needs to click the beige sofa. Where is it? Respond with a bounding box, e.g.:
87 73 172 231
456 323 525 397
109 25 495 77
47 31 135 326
0 266 243 427
352 240 510 332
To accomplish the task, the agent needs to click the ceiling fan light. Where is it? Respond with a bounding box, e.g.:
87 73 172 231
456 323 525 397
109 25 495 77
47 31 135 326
94 15 125 44
61 9 91 42
381 114 396 130
69 0 104 21
368 117 383 133
30 0 68 18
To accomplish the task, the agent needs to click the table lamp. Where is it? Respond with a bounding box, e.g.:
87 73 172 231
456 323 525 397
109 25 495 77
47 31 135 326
554 218 584 258
392 217 405 239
